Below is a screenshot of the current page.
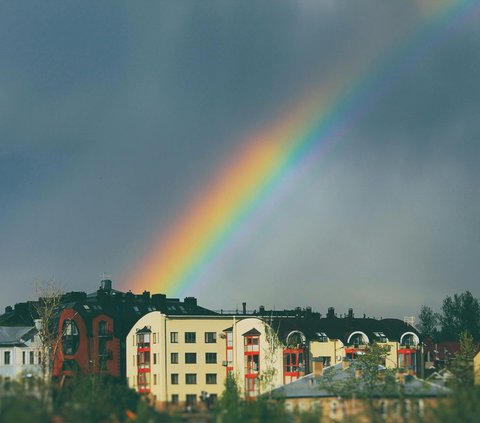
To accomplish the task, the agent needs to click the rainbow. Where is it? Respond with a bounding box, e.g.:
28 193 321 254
122 0 477 297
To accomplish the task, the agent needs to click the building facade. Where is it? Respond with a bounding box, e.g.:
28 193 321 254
52 279 218 382
127 306 422 408
0 325 42 379
127 311 232 409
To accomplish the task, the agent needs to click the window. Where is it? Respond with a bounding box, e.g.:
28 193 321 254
153 333 157 344
137 351 150 369
245 354 259 374
153 353 157 365
153 374 157 385
226 332 233 348
186 373 197 384
171 394 179 404
62 319 80 355
171 373 179 384
22 351 26 365
245 377 259 398
186 394 196 406
4 351 11 365
206 373 217 384
171 353 179 364
185 353 197 364
170 332 178 343
30 351 34 364
185 332 196 343
205 352 217 364
205 332 216 343
374 332 387 343
316 332 328 342
98 321 107 336
99 338 107 355
137 372 150 389
244 335 259 352
284 350 304 373
330 401 337 419
100 358 107 371
136 332 150 345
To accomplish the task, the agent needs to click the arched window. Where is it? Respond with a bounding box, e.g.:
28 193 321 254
400 332 419 347
62 319 80 355
347 331 369 346
285 330 306 347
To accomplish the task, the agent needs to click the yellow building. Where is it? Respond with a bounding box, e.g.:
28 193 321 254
474 350 480 385
127 310 233 409
127 302 423 409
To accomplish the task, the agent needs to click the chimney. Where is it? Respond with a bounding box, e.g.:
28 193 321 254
327 307 335 319
100 279 112 291
242 302 247 315
348 308 354 319
306 306 312 318
184 297 197 307
259 305 265 314
152 293 166 305
313 360 324 376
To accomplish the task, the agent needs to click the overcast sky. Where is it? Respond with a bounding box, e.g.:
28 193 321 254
1 1 479 319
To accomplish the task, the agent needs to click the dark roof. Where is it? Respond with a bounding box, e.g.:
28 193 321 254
0 301 39 326
268 316 419 345
243 328 261 336
0 280 218 340
54 284 219 338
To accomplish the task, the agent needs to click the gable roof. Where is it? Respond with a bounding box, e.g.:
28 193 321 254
0 326 36 346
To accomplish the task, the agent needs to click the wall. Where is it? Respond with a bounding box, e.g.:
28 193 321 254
127 312 234 408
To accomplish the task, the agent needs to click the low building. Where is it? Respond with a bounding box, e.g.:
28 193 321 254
0 325 42 379
270 361 450 421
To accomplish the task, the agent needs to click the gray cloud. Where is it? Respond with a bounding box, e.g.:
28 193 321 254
1 1 479 319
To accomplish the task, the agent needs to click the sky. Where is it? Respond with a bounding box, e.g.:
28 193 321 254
1 1 479 319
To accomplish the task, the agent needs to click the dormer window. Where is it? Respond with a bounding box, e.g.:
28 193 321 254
374 332 387 343
286 331 306 348
400 332 419 347
316 332 328 342
347 331 369 347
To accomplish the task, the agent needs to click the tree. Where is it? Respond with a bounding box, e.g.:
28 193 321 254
448 331 476 387
33 280 63 383
439 291 480 342
258 320 283 397
417 305 439 340
320 344 397 422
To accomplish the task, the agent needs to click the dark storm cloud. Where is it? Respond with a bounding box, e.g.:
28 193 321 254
1 1 479 319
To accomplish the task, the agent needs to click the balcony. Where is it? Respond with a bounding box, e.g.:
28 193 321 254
98 350 113 360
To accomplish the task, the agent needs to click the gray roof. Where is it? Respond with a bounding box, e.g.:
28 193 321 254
0 326 35 346
270 363 451 399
